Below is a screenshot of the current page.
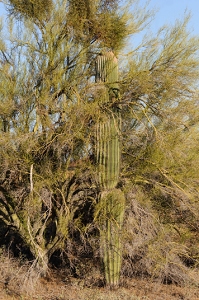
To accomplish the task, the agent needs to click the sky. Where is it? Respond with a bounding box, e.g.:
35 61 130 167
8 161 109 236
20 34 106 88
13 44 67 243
141 0 199 35
0 0 198 36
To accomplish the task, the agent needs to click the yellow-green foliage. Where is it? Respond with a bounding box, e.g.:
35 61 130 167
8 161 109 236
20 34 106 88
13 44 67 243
68 0 131 50
7 0 53 21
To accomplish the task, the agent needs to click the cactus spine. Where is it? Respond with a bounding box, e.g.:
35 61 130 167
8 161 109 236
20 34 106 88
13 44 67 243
95 51 125 287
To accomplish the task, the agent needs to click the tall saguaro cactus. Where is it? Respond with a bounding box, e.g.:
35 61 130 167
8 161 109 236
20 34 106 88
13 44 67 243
95 51 125 287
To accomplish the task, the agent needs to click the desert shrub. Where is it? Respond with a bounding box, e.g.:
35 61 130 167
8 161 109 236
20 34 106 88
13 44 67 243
122 187 199 286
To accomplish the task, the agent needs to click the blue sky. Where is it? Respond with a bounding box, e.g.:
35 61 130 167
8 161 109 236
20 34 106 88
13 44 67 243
143 0 199 35
0 0 198 36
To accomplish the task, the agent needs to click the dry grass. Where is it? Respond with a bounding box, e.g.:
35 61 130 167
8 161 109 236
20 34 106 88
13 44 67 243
0 251 199 300
1 275 199 300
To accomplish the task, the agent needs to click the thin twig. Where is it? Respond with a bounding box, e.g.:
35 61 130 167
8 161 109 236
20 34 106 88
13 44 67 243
30 164 34 193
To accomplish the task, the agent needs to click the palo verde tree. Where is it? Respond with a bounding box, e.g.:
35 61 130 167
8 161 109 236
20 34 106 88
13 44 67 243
0 0 136 277
119 16 199 282
0 0 199 287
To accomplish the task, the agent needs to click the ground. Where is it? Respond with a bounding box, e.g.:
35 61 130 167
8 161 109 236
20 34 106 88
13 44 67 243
0 275 199 300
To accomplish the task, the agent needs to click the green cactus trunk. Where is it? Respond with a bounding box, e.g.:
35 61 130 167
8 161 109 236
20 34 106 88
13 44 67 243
95 51 121 190
99 189 125 287
96 114 120 189
95 51 125 287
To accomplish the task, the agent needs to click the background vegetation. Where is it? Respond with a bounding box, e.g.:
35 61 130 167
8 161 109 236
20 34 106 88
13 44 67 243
0 0 199 296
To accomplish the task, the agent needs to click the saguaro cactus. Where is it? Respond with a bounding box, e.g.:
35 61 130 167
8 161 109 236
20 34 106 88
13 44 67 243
95 51 125 287
95 51 120 189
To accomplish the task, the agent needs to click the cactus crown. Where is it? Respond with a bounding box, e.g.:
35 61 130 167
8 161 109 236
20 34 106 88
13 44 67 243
95 51 119 91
